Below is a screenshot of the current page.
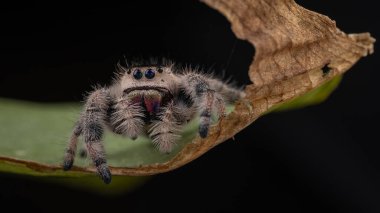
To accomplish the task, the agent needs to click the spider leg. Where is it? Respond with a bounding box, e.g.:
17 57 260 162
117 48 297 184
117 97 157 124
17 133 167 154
198 89 215 138
181 73 220 138
81 88 112 184
208 78 245 103
63 120 82 170
110 97 145 139
149 101 181 153
199 92 228 137
78 143 88 158
214 95 226 119
181 72 243 138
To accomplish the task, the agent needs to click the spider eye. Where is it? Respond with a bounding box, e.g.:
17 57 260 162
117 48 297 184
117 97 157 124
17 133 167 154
157 67 163 73
133 69 143 80
145 69 155 79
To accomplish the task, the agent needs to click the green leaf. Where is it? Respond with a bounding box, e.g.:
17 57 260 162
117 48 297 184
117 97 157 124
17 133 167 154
0 98 199 193
0 76 341 173
0 98 200 168
0 75 341 192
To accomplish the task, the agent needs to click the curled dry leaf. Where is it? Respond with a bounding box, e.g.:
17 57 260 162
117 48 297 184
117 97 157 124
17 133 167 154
0 0 375 176
111 0 374 175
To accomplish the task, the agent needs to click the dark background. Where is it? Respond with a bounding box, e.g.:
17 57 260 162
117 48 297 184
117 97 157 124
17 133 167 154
0 1 379 212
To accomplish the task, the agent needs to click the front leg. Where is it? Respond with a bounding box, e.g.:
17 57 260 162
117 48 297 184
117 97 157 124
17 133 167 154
149 101 181 153
64 88 112 184
63 120 82 170
109 97 145 140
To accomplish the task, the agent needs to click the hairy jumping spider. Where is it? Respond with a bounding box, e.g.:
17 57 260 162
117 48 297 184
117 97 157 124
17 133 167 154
63 60 244 184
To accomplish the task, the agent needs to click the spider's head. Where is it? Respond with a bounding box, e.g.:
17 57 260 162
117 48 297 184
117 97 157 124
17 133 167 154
118 64 179 114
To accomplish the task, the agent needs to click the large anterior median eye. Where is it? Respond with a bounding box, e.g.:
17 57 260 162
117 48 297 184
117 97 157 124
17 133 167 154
133 69 143 80
145 69 155 79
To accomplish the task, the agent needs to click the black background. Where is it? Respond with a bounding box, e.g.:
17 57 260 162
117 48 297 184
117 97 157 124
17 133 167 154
0 1 379 212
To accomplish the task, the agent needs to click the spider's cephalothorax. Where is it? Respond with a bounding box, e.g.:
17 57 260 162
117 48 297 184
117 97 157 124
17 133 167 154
63 60 245 184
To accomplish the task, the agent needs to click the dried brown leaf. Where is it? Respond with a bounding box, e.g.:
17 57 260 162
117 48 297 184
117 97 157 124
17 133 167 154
0 0 374 176
108 0 375 175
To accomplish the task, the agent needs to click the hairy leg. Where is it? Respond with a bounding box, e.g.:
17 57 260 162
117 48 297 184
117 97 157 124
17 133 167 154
63 120 82 170
180 73 227 138
208 78 245 103
214 94 226 119
149 101 181 153
78 142 88 158
110 97 145 139
81 88 112 184
198 89 215 138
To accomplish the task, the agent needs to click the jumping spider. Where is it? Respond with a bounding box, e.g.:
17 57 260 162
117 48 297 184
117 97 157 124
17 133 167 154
63 60 244 184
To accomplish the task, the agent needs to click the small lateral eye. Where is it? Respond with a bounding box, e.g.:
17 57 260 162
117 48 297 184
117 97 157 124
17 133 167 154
157 67 163 73
133 69 143 80
145 69 155 79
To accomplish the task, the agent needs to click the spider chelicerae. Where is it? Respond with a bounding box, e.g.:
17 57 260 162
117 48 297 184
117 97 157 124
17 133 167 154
63 59 244 184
